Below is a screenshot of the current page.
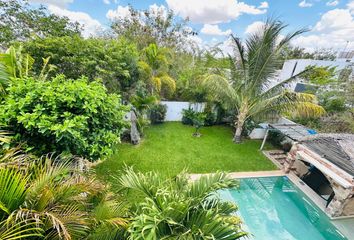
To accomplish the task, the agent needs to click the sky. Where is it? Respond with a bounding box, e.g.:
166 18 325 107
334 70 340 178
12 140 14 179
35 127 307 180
28 0 354 53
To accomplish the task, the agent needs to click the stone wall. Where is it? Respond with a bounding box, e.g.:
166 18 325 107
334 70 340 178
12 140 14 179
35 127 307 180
284 143 354 217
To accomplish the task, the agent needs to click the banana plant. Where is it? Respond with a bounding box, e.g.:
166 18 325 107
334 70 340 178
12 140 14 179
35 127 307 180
0 46 55 95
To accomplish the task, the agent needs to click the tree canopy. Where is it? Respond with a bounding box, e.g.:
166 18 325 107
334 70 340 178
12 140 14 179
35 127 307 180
0 0 81 49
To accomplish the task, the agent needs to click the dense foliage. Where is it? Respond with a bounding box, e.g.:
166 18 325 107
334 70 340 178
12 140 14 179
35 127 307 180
293 65 354 133
149 104 167 124
21 36 140 97
0 135 128 240
119 168 247 239
0 0 81 48
0 76 127 160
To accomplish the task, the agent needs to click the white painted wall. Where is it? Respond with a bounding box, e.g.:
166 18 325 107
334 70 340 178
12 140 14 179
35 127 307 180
161 101 205 121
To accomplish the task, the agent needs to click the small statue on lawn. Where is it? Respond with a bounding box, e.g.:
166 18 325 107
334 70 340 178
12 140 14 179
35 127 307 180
130 108 141 145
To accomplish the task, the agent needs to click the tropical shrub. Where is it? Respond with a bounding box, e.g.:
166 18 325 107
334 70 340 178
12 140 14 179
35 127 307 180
0 156 128 239
0 75 128 160
0 132 129 239
149 103 167 124
119 168 247 239
191 112 207 137
181 107 196 125
203 105 217 126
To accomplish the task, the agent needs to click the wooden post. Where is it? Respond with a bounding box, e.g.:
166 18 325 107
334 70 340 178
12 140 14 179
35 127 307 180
260 129 269 150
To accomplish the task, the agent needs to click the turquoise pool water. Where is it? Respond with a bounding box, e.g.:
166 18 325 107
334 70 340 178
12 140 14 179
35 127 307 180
220 176 348 240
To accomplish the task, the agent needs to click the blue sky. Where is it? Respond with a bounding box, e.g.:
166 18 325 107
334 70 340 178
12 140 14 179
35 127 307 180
29 0 354 52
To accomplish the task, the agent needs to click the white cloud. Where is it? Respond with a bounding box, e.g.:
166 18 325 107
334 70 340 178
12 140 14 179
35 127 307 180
292 8 354 51
259 1 269 9
106 4 167 22
103 0 110 4
245 21 265 34
48 5 103 38
106 5 131 21
326 1 339 6
348 1 354 13
313 9 354 32
201 24 232 36
166 0 267 24
299 0 313 8
28 0 73 8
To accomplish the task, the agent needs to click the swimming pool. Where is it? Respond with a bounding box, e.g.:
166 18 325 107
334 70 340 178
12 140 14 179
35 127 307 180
220 176 348 240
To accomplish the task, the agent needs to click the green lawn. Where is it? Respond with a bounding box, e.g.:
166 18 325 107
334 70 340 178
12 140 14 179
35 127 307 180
95 122 276 182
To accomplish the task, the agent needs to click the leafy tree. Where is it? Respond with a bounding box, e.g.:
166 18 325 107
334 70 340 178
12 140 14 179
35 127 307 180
110 5 195 50
203 19 325 143
21 36 140 96
301 66 336 85
0 75 128 160
119 168 247 239
0 0 81 48
301 66 354 112
174 52 210 102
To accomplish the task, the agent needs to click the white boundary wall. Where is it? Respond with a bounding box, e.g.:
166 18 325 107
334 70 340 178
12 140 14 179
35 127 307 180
161 101 205 121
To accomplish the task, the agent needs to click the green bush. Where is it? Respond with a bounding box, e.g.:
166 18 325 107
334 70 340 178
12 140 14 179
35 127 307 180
183 106 217 126
0 75 128 160
181 108 195 125
149 104 167 124
323 97 346 113
203 105 217 126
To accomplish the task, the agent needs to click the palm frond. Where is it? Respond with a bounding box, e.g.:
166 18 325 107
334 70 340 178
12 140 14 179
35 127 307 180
118 167 163 199
0 168 28 217
203 74 240 109
0 219 43 239
253 90 325 118
187 173 239 199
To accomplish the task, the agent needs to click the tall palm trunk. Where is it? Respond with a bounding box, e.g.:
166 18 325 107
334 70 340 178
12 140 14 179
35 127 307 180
233 110 247 143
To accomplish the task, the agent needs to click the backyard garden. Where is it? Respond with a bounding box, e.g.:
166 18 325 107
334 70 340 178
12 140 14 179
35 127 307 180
0 1 353 239
96 122 276 180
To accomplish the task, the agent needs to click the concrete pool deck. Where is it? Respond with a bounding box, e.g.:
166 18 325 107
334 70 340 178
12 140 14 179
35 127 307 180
189 170 354 240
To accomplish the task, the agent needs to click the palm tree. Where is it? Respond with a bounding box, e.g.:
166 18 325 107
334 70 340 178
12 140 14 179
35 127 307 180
119 167 247 240
0 130 128 240
203 19 325 143
139 43 176 98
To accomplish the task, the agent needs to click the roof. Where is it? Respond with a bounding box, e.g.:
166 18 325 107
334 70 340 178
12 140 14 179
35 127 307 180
294 83 318 93
301 134 354 177
269 123 315 141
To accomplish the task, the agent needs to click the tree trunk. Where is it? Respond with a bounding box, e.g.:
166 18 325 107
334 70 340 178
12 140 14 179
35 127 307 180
233 113 246 143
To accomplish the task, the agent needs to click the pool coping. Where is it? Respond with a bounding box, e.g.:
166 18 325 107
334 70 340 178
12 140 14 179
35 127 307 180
189 170 285 181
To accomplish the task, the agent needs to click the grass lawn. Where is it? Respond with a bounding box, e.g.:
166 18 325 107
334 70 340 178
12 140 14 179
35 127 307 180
95 122 277 182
